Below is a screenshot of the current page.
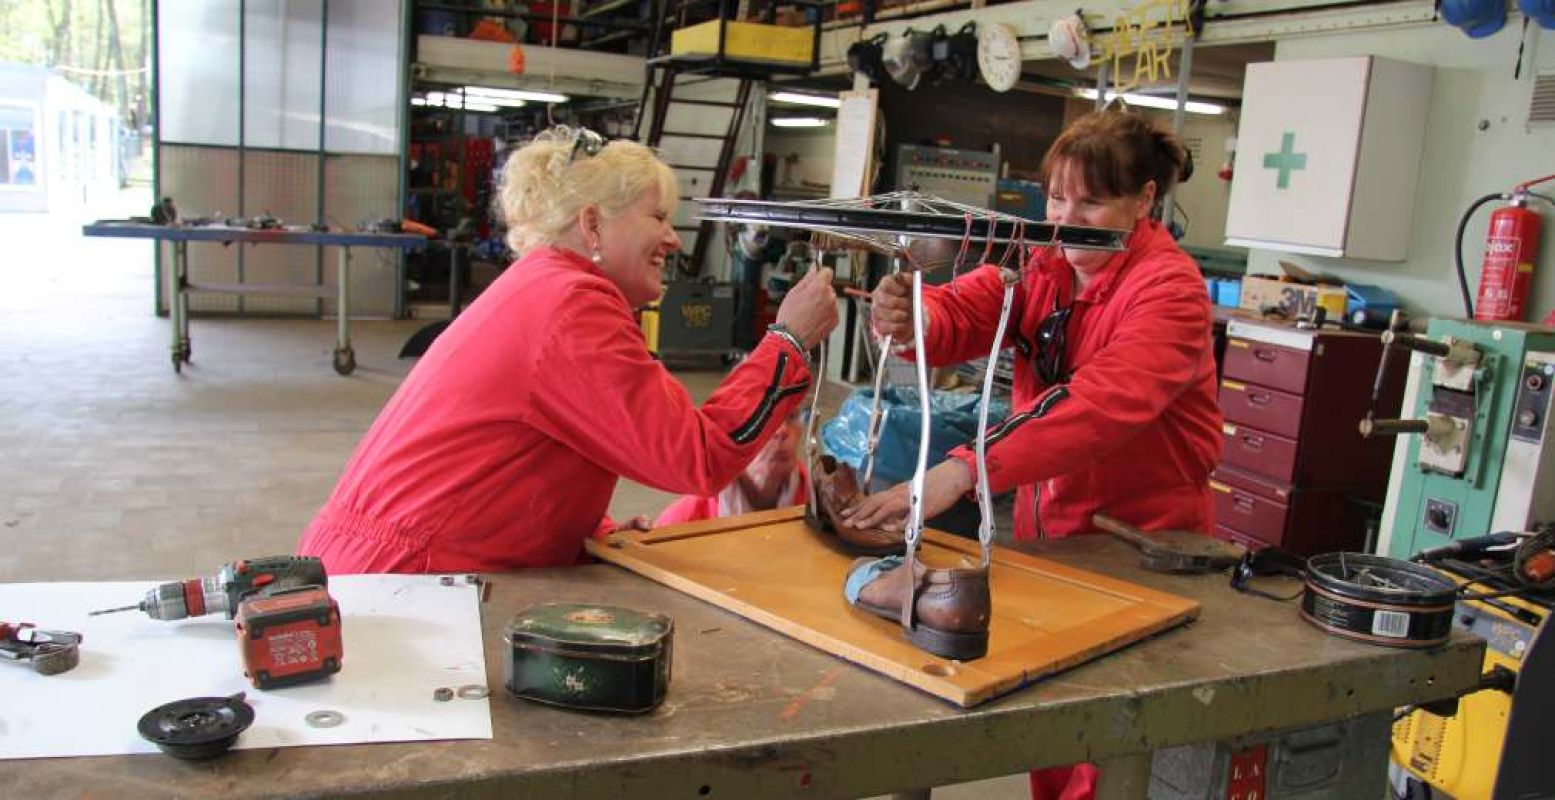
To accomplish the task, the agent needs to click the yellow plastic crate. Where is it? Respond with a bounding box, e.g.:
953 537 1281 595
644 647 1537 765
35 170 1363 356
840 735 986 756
670 20 813 66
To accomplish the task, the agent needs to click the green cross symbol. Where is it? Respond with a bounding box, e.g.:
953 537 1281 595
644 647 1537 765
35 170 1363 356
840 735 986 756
1263 132 1307 190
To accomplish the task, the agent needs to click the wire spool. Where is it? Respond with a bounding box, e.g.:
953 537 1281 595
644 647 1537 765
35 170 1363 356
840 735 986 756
137 693 255 760
1301 553 1458 648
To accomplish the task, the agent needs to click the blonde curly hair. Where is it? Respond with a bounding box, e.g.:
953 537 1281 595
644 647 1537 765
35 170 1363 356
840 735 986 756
496 125 678 253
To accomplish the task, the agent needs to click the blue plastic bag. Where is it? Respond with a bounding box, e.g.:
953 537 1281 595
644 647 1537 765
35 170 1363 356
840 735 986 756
821 386 1011 488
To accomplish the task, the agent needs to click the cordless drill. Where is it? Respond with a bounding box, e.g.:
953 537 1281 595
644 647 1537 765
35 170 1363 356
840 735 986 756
92 556 342 690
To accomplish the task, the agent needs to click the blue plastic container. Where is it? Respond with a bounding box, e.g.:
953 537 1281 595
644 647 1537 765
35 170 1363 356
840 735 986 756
1216 279 1242 308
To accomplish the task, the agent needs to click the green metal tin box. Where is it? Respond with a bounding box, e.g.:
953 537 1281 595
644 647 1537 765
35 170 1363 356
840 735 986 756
504 603 673 713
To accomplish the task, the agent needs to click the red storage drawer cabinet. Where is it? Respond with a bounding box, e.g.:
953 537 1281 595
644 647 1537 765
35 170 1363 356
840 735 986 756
1211 319 1403 556
1220 421 1299 483
1222 336 1311 394
1211 466 1375 556
1210 471 1289 546
1218 379 1303 438
1216 524 1273 552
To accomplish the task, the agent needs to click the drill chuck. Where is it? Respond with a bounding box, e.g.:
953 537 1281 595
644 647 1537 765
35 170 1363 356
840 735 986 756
139 578 231 620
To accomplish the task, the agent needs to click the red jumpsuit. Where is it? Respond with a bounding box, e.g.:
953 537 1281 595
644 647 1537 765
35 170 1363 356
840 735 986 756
297 246 812 574
922 218 1222 540
917 219 1221 800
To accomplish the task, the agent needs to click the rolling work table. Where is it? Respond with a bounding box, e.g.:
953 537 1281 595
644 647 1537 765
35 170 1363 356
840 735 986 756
5 535 1482 799
81 223 427 375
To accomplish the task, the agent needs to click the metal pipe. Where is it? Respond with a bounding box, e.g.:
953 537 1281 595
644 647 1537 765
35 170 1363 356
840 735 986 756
238 0 247 312
396 0 411 319
1358 417 1429 438
151 0 162 316
1382 330 1451 359
1159 28 1194 231
317 0 329 318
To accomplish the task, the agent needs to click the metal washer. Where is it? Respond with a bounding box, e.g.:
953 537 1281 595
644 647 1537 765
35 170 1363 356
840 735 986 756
305 710 346 728
456 684 490 700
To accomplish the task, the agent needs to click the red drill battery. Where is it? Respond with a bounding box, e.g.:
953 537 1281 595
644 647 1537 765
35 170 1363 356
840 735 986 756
235 585 342 690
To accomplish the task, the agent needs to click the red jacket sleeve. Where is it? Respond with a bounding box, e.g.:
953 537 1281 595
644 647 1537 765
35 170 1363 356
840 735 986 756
917 265 1026 367
522 284 812 497
950 264 1212 493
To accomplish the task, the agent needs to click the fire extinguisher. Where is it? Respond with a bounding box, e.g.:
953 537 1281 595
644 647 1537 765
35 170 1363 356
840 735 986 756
1458 172 1555 322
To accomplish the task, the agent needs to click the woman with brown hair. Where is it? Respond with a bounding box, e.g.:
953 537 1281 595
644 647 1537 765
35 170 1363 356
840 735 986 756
841 109 1223 799
298 127 838 574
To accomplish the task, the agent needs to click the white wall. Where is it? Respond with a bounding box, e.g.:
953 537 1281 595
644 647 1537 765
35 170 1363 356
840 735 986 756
1138 106 1238 251
1245 21 1555 319
765 125 836 192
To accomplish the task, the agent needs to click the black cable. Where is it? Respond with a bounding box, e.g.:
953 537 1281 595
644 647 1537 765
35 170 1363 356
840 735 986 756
1454 192 1505 317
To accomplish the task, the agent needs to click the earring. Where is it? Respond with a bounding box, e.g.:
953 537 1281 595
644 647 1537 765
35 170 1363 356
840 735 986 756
590 245 603 264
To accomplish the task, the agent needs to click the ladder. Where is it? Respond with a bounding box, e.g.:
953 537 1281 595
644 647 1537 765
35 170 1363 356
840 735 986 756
633 0 821 277
640 65 754 278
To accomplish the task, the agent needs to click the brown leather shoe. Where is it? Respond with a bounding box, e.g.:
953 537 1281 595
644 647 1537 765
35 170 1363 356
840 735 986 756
844 555 990 661
804 454 905 556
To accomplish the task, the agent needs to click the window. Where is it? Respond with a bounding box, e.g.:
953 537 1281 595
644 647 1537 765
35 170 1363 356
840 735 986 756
0 105 37 186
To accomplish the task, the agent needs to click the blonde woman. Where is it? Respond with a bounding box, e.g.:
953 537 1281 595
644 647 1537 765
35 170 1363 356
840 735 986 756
299 127 838 573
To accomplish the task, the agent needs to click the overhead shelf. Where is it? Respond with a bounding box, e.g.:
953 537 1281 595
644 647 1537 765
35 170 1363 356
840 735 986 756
413 35 646 99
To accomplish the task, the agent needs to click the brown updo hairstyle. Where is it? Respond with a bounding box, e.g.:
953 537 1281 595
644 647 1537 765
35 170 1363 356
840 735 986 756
1040 110 1189 211
497 125 677 253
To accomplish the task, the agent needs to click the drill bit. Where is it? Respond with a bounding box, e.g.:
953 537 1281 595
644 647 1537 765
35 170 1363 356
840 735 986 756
88 604 142 616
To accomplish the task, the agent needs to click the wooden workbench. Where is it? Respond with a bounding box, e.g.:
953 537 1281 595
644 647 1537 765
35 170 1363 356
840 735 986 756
3 536 1483 798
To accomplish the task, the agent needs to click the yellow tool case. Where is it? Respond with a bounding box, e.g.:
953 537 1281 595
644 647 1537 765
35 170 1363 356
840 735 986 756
1391 566 1552 799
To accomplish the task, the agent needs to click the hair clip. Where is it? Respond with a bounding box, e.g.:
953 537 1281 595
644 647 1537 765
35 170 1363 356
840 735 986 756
569 127 605 163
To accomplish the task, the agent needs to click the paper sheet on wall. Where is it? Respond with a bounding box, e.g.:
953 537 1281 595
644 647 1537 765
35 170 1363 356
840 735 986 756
0 574 490 759
829 89 878 200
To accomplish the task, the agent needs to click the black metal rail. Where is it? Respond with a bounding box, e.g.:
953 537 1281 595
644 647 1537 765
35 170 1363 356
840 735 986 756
695 198 1130 252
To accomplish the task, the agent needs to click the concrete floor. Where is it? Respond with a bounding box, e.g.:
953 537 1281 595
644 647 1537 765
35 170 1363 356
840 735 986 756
1 194 1028 799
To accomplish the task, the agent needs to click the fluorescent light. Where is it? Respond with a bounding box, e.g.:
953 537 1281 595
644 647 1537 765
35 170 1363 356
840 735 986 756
416 93 500 112
420 93 501 113
463 86 569 104
430 90 523 108
1075 88 1225 115
771 116 828 128
769 91 841 109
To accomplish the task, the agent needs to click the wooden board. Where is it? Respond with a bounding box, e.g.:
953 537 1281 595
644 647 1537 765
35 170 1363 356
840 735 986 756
587 507 1200 707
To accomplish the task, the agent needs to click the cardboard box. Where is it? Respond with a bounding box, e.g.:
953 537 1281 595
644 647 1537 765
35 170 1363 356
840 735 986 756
1238 262 1348 319
1239 276 1348 318
670 20 814 66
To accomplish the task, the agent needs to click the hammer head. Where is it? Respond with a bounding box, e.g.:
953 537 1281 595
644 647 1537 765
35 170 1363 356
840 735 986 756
1135 531 1248 573
1093 514 1246 574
